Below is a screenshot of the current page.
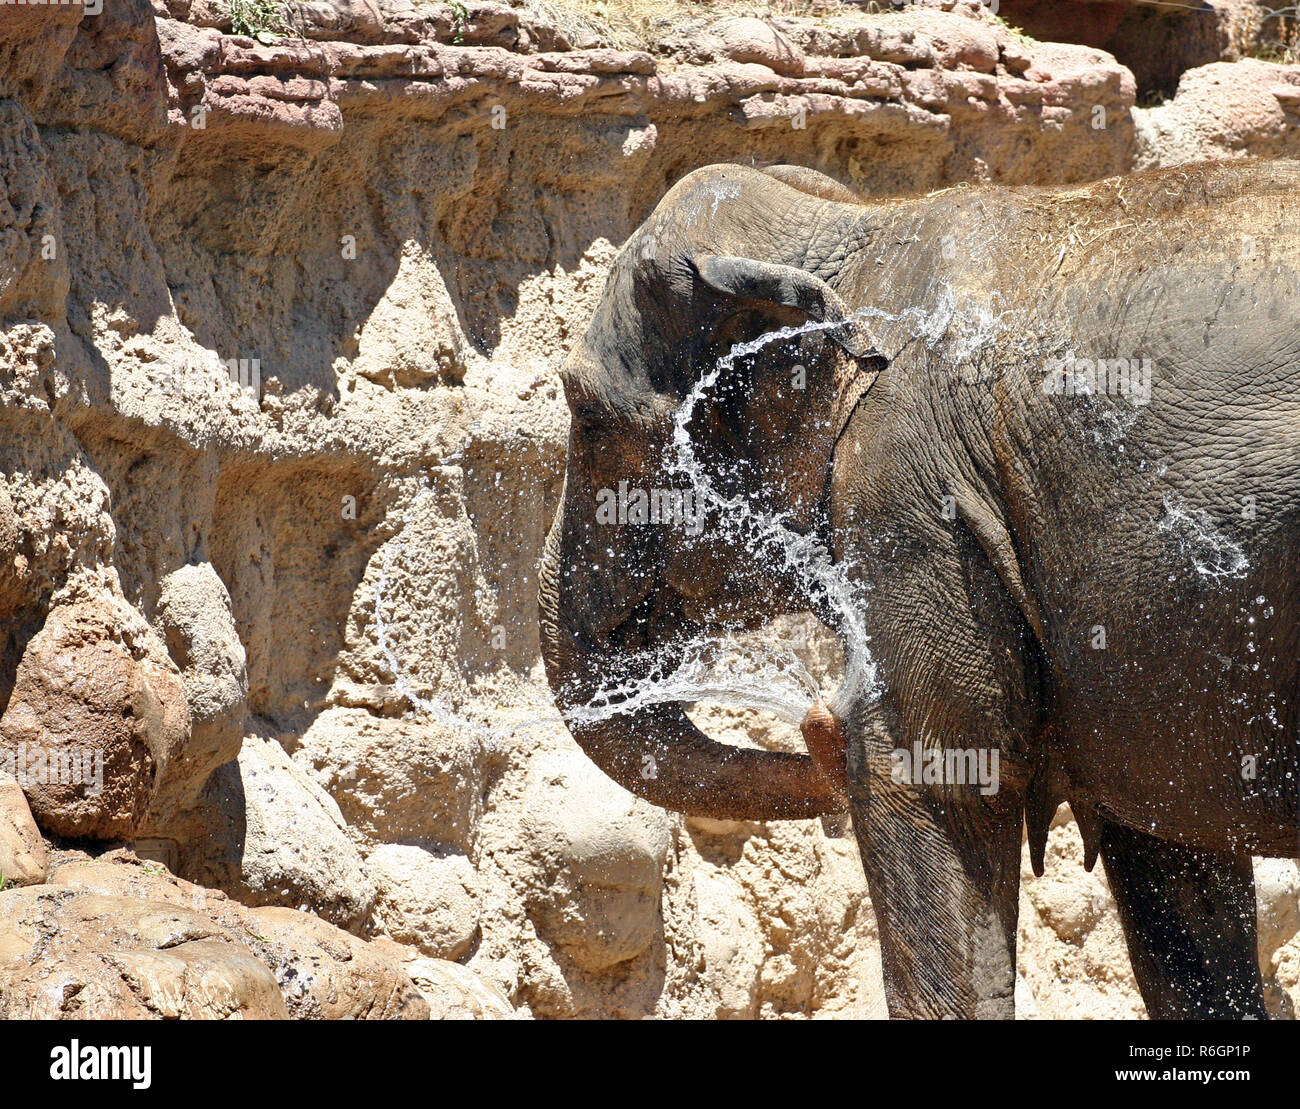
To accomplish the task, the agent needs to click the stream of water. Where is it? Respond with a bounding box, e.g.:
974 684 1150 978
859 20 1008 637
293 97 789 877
567 290 1014 729
376 288 1013 744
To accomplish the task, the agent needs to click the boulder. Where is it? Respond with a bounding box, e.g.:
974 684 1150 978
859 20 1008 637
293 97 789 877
294 708 484 851
403 956 515 1019
367 844 480 960
175 732 376 932
0 851 428 1019
1136 60 1300 169
0 772 47 886
695 869 764 1019
1024 855 1111 944
711 16 805 74
147 561 248 824
285 0 385 42
0 887 290 1019
1254 858 1300 972
520 748 674 973
0 594 189 840
237 906 430 1019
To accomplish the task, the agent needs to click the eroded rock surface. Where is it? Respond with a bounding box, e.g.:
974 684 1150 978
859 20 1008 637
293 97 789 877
0 773 48 887
0 852 426 1019
0 0 1298 1020
173 731 377 931
0 594 189 840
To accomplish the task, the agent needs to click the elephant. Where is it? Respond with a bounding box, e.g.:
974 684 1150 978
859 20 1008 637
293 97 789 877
538 157 1300 1019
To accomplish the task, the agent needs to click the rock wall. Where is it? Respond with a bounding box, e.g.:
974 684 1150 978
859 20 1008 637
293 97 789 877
2 0 1300 1018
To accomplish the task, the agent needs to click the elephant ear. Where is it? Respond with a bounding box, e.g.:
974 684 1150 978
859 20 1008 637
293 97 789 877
694 255 879 360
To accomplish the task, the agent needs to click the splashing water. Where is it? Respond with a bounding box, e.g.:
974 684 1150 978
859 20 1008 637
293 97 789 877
565 316 886 732
373 323 871 743
1157 494 1250 580
683 179 743 229
565 291 1019 730
565 632 825 728
667 315 881 721
374 492 830 742
858 283 1013 369
377 287 1016 745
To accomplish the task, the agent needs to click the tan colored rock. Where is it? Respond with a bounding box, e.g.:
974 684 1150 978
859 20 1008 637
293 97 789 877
147 560 249 823
1024 850 1111 944
0 594 190 840
241 906 430 1019
1254 858 1300 973
0 888 290 1019
0 2 82 106
1017 809 1144 1019
521 748 674 973
0 482 30 618
695 869 764 1019
352 241 469 387
404 956 515 1019
295 709 486 851
0 773 47 886
367 844 480 960
1256 858 1300 1019
664 15 806 74
286 0 385 43
1015 973 1041 1019
175 733 376 932
24 852 428 1019
1136 59 1300 168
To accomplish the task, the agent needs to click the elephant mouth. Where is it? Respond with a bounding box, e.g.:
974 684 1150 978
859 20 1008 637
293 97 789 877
672 581 773 629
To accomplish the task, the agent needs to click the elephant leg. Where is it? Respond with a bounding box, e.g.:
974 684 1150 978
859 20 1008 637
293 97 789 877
834 472 1040 1017
1100 821 1266 1019
849 732 1024 1019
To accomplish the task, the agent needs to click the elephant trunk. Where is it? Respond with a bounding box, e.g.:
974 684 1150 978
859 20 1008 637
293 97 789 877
801 700 848 792
539 475 848 821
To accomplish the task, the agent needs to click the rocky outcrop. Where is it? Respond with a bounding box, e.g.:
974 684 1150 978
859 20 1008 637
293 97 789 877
1018 810 1300 1019
367 844 480 960
0 774 48 887
0 852 426 1019
519 748 675 975
1 0 1299 1019
152 0 1139 202
1 594 189 840
148 561 249 823
396 949 516 1018
1001 0 1274 96
174 731 377 931
1135 58 1300 166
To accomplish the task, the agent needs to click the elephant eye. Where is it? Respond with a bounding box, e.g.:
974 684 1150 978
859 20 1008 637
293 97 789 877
572 403 608 438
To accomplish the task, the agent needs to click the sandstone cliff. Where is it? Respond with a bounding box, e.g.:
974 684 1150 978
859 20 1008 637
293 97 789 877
1 0 1299 1018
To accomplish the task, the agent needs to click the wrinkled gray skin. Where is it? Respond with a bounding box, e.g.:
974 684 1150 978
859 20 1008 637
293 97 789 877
539 159 1300 1019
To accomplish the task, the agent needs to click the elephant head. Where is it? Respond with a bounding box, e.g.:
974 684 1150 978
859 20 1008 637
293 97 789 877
539 164 882 821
